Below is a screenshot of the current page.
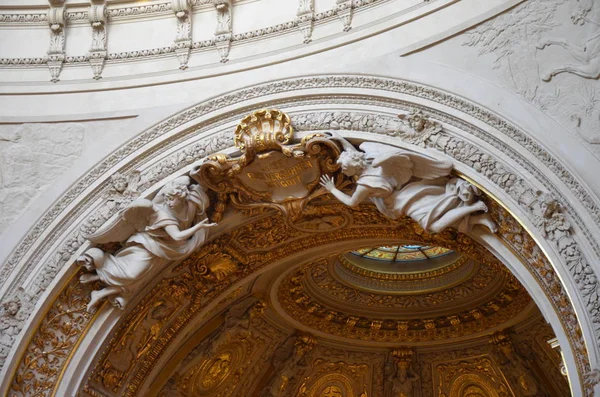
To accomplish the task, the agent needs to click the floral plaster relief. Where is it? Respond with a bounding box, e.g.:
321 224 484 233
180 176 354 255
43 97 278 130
0 123 84 236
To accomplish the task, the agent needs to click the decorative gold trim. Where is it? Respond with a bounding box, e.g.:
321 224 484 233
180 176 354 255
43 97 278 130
278 258 531 342
328 254 497 301
52 302 105 397
339 254 468 281
192 108 341 221
455 171 580 393
11 185 588 397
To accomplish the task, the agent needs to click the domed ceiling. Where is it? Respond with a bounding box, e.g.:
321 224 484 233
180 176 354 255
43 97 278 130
274 246 532 345
152 240 568 397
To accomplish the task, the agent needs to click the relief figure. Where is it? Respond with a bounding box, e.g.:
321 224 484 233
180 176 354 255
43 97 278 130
319 132 497 234
77 176 216 311
537 28 600 81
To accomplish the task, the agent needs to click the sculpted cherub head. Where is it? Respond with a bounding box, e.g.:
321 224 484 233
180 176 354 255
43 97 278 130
337 150 367 177
110 173 129 194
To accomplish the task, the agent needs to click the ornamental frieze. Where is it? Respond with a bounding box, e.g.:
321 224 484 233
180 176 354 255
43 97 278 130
278 260 531 343
305 256 513 312
6 80 599 393
4 107 596 397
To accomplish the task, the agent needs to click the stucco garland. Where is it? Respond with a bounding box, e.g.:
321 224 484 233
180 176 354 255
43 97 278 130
1 75 600 382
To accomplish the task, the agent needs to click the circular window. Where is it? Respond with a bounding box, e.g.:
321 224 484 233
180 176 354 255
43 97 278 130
352 245 453 262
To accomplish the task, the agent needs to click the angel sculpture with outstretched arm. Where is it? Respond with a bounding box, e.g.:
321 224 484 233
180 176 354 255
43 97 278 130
77 176 216 312
319 131 497 233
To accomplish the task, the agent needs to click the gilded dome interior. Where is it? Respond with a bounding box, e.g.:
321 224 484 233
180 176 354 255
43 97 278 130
275 246 532 344
152 232 568 397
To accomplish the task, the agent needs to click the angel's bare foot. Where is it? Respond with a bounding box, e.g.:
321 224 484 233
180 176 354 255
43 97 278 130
479 217 498 233
80 273 100 284
76 254 95 272
86 286 121 313
87 290 103 312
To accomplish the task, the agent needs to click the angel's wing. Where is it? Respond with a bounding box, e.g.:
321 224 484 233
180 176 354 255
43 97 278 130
406 152 453 180
86 199 155 244
359 142 415 186
359 142 452 186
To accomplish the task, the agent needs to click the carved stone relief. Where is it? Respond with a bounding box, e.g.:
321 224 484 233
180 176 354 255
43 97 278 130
463 0 600 151
172 0 193 69
2 78 600 397
4 199 582 396
277 233 532 343
298 360 370 397
293 109 600 354
511 322 571 396
388 348 419 397
88 1 107 79
193 109 341 221
263 334 317 397
0 123 84 237
296 0 314 43
310 256 508 312
336 0 353 32
415 321 570 397
46 0 66 82
489 332 542 396
1 0 397 73
176 330 264 396
155 295 287 397
76 176 217 312
213 0 232 62
8 271 97 397
319 130 497 234
435 356 511 397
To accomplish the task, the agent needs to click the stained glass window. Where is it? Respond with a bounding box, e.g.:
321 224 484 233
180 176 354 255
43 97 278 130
351 245 452 262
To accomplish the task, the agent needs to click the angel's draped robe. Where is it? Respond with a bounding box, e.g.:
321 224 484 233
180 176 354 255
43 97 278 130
358 170 480 233
95 207 208 303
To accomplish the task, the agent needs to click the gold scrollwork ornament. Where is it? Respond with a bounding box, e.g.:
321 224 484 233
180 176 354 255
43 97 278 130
192 109 341 220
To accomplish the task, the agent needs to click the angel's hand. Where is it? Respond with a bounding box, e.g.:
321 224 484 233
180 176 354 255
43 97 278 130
199 219 218 227
319 175 336 192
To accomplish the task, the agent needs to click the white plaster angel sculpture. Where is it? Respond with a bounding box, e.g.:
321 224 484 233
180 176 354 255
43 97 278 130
77 176 216 312
319 131 497 233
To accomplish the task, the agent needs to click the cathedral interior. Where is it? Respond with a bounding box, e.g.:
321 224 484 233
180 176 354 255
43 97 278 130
1 0 600 396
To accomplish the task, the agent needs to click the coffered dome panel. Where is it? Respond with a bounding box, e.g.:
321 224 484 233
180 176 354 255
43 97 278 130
273 247 534 346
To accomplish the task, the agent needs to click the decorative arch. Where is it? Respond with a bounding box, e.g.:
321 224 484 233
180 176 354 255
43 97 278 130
309 373 355 397
1 75 599 397
449 374 501 397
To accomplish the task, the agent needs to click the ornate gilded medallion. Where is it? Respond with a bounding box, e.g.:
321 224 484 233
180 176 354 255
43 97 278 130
192 109 341 220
